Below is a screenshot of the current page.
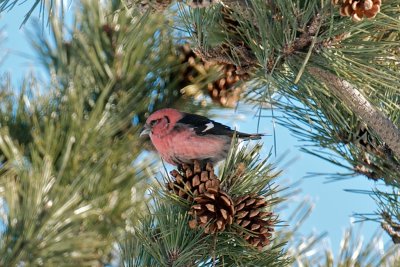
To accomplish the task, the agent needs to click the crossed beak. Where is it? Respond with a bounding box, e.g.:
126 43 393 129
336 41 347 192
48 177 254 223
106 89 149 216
140 124 151 137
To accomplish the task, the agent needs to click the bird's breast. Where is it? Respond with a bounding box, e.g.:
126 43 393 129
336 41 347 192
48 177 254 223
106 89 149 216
151 130 231 164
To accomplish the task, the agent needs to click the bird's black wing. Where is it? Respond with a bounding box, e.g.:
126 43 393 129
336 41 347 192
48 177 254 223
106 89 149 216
176 113 234 136
176 113 263 140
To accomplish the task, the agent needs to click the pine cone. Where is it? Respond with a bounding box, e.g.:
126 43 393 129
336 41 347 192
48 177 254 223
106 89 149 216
207 63 249 107
178 44 248 107
332 0 381 21
188 188 235 234
167 161 219 202
234 194 275 250
177 44 205 87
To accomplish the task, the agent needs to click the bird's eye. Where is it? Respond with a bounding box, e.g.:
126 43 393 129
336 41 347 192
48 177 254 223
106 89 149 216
150 119 161 126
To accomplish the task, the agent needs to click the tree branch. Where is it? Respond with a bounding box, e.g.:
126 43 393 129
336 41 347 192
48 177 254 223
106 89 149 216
381 212 400 244
308 67 400 160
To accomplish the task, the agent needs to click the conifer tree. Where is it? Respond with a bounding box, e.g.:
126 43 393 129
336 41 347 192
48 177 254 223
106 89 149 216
175 0 400 245
0 0 399 266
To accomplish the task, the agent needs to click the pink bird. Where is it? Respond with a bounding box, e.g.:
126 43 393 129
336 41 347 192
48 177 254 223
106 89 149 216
140 108 263 165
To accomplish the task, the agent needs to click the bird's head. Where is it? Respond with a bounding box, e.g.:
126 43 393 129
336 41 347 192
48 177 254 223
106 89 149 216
140 108 183 138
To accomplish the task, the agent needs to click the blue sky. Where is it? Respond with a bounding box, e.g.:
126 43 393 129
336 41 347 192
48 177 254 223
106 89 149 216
0 2 389 257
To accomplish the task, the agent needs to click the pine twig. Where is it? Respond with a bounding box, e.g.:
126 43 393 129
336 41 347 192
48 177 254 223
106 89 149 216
123 0 173 13
308 67 400 160
381 212 400 244
285 13 322 57
212 233 217 267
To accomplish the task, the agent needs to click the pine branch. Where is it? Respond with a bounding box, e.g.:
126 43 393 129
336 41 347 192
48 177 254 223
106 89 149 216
120 184 288 266
177 1 400 248
381 211 400 244
0 75 153 265
308 67 400 160
179 1 400 175
121 0 173 13
276 92 400 185
353 187 400 247
268 185 400 266
158 139 289 265
283 196 400 265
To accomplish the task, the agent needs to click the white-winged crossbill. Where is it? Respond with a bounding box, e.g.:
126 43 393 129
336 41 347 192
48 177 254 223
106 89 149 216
140 108 263 165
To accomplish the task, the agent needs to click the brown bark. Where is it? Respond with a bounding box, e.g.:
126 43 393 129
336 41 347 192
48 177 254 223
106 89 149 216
308 67 400 160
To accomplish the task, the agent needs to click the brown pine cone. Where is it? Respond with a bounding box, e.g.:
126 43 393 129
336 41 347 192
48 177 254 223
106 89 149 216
332 0 381 21
167 161 219 202
207 63 249 107
177 44 204 87
178 44 249 107
234 194 275 250
188 188 235 234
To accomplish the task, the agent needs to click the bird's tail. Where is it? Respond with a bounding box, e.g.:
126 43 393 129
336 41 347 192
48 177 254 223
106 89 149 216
236 132 264 140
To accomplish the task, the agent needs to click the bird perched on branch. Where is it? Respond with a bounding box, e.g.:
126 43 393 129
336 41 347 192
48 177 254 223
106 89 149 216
140 108 263 165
